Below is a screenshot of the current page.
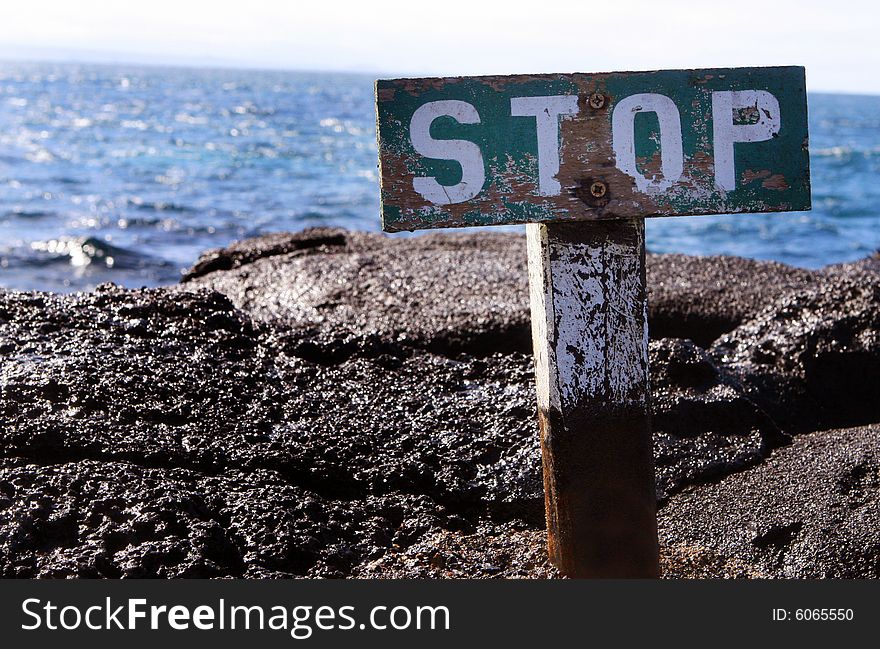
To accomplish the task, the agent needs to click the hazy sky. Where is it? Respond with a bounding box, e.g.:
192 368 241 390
0 0 876 94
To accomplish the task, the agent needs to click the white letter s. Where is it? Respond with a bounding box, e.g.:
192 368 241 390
410 100 484 205
22 599 41 630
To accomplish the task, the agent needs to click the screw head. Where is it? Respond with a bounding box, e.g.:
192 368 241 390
588 93 605 109
589 180 607 198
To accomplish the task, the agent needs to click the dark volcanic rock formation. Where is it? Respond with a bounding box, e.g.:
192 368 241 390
647 254 816 346
825 250 880 278
0 458 475 578
649 338 778 500
659 424 880 578
183 228 826 351
182 229 532 356
182 228 349 281
0 285 545 576
1 228 878 578
712 277 880 432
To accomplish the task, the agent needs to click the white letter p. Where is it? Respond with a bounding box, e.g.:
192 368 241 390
712 90 781 192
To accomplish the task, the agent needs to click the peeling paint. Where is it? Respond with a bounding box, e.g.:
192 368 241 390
528 222 650 412
376 66 810 232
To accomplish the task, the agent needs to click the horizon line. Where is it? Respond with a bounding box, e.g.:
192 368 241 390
0 51 878 98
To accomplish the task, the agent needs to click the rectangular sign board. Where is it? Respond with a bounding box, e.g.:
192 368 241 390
376 66 810 232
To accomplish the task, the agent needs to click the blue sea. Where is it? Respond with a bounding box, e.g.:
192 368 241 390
0 61 877 292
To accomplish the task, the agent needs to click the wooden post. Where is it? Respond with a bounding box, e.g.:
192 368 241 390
526 218 659 578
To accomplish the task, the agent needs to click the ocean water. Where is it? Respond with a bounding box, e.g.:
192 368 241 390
0 61 877 292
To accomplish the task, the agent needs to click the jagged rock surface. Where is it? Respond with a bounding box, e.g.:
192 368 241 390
712 277 880 432
659 425 880 578
0 229 877 578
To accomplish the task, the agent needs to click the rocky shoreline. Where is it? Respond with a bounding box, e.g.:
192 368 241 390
0 228 877 578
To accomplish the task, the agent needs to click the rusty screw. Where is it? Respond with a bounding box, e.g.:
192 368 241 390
588 93 605 109
589 180 607 198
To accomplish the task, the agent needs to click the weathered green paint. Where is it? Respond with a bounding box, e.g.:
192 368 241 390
376 66 810 232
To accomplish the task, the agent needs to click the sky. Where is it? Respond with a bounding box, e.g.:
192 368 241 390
0 0 876 94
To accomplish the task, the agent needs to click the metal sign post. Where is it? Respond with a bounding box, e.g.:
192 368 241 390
375 66 810 577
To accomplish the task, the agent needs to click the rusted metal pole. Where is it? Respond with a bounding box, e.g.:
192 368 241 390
526 218 659 578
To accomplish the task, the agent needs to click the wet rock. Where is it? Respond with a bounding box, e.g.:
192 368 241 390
0 277 797 579
647 254 817 346
182 229 532 356
649 338 779 500
1 456 770 579
712 276 880 433
659 544 766 579
0 280 798 555
0 286 282 474
824 250 880 278
267 348 544 518
0 458 241 578
0 285 543 519
354 524 558 579
182 228 348 281
183 229 852 355
211 477 455 579
354 531 769 579
182 229 826 353
0 458 462 578
658 424 880 578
